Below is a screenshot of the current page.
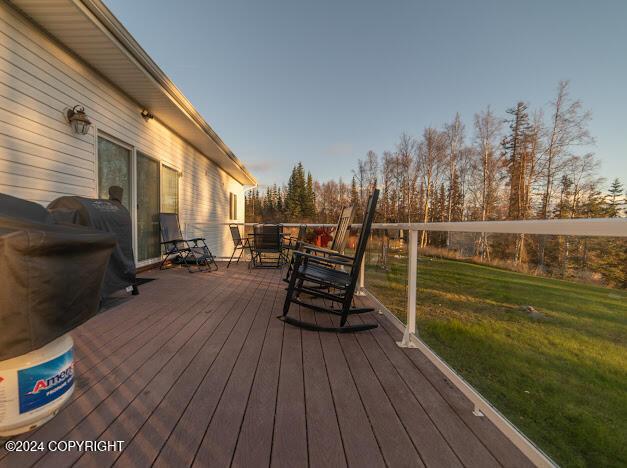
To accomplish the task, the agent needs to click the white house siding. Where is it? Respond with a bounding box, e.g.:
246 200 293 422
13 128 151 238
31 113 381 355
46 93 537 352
0 3 245 260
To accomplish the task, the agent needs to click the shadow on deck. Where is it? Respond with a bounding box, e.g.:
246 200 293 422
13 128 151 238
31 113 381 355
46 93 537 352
0 263 534 467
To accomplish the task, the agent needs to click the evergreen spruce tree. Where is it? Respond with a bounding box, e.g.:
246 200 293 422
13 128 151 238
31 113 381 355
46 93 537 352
285 163 303 221
283 162 317 221
554 175 573 219
276 186 284 217
607 178 624 217
304 172 316 219
417 182 425 224
350 177 360 218
436 184 447 222
503 102 532 220
448 171 464 221
582 185 607 218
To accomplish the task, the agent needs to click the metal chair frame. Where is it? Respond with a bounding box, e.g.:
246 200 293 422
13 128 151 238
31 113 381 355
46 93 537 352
227 224 252 268
159 213 218 272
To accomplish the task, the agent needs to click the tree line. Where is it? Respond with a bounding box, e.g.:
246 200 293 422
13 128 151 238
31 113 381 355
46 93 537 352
246 81 626 287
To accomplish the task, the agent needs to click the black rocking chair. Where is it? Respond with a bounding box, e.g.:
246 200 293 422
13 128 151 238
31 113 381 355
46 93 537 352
280 189 379 332
283 205 354 283
159 213 218 272
227 224 251 268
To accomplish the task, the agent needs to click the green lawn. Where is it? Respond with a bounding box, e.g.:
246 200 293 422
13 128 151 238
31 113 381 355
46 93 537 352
365 256 627 468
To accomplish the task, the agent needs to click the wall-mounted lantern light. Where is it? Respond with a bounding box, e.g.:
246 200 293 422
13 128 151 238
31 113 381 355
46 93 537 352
66 105 92 135
141 109 154 121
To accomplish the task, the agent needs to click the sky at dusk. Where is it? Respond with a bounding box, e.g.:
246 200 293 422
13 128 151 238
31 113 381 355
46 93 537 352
104 0 627 188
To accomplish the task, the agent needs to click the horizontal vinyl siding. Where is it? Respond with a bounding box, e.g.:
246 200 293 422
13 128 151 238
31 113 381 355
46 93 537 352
0 3 245 257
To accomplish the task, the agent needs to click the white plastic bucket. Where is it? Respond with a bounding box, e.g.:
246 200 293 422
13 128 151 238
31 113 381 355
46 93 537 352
0 334 74 437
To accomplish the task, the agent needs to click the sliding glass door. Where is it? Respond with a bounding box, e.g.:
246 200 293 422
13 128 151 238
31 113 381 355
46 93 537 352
97 136 131 209
137 153 161 261
98 134 181 263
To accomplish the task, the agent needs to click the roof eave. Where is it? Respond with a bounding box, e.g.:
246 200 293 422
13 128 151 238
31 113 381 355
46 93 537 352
71 0 256 186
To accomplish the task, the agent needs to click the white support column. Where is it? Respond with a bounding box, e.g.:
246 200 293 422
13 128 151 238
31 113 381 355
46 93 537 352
355 259 366 296
397 228 418 348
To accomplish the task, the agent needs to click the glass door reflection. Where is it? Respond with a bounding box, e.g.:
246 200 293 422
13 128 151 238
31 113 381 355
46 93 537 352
137 152 160 261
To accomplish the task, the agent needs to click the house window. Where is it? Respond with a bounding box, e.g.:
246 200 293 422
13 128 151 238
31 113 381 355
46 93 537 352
229 192 237 219
162 165 179 213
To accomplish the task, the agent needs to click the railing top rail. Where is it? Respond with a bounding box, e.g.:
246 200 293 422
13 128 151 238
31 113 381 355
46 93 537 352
372 218 627 237
185 218 626 237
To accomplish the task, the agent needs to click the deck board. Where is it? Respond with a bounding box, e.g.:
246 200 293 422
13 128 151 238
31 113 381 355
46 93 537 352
73 267 265 468
110 268 267 467
335 316 424 467
192 270 281 467
270 304 308 468
152 269 272 467
0 263 535 468
230 290 284 468
363 313 501 467
300 307 347 468
351 315 463 467
371 312 534 468
314 313 386 467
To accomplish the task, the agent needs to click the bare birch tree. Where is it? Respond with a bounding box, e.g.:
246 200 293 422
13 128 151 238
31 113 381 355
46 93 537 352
473 106 503 259
540 80 593 218
417 127 446 247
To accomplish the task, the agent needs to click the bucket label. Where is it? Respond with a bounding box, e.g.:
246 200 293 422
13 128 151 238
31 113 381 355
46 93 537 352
18 349 74 414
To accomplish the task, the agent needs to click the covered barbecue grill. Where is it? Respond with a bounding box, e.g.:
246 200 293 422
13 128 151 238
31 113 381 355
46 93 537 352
0 193 115 361
48 196 137 298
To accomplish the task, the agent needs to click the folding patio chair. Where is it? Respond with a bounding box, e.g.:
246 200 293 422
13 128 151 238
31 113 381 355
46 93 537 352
159 213 218 272
249 224 286 268
227 224 251 268
280 190 379 332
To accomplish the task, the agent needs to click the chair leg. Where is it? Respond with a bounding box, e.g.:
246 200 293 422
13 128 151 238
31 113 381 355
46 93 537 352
235 246 244 264
340 298 352 327
282 255 303 317
283 256 294 282
227 246 238 268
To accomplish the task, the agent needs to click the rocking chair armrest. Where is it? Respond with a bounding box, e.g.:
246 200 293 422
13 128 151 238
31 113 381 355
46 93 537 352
293 250 354 267
302 245 354 260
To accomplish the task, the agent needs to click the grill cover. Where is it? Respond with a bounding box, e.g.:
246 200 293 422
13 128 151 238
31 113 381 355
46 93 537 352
47 197 136 298
0 193 115 361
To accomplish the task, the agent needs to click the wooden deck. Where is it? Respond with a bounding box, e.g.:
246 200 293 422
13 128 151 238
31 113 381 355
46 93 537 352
0 264 534 467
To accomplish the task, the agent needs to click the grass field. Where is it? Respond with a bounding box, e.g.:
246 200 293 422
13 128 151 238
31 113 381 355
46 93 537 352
365 255 627 467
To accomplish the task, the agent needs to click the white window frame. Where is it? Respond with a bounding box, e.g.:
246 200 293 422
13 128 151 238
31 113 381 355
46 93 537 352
229 192 238 220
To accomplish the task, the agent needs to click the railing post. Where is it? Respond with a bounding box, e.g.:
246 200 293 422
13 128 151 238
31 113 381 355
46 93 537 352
397 227 418 348
355 259 366 296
